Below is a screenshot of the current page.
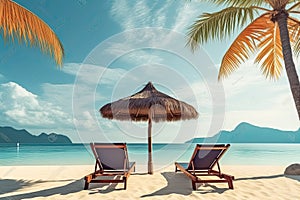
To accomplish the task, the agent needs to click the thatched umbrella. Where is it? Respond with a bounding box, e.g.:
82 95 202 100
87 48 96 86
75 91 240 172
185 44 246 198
100 82 198 174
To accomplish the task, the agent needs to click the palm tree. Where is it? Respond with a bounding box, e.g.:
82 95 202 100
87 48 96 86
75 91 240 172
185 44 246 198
187 0 300 119
0 0 64 65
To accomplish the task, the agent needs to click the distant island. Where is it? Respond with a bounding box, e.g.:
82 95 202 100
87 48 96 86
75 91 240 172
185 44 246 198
0 126 72 144
186 122 300 143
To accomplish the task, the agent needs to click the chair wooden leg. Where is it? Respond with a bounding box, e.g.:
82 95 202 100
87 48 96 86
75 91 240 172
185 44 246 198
228 178 234 189
124 177 127 190
84 174 92 190
223 174 234 189
84 182 89 190
192 181 196 190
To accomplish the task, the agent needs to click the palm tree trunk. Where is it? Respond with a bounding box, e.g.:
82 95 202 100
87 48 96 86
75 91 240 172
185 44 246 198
276 11 300 120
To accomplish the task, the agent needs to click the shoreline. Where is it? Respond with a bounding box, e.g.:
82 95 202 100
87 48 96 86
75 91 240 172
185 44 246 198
0 165 299 199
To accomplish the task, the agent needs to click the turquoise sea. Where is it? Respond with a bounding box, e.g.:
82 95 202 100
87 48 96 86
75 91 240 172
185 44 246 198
0 143 299 168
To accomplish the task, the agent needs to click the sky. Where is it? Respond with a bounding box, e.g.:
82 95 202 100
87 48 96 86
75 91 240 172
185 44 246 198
0 0 299 143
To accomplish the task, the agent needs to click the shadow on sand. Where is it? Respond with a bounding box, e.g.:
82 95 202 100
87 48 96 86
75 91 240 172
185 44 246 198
140 172 231 198
235 174 299 182
0 177 128 199
86 173 149 194
2 173 298 199
0 179 83 200
235 174 284 181
141 172 299 197
87 177 125 194
88 183 123 195
0 179 77 195
284 175 300 182
0 179 33 195
141 172 192 198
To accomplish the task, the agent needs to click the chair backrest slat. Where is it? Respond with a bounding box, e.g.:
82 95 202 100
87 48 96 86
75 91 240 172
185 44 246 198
90 143 129 171
188 144 230 170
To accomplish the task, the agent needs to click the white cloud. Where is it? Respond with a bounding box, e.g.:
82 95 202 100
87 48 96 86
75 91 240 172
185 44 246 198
172 2 200 33
105 0 218 75
58 61 208 143
223 107 299 132
41 83 74 113
108 0 184 65
110 0 199 32
62 63 127 85
96 1 199 77
39 59 299 143
110 0 168 30
41 81 106 143
218 59 300 131
63 63 128 142
73 111 98 130
0 82 72 128
13 0 297 143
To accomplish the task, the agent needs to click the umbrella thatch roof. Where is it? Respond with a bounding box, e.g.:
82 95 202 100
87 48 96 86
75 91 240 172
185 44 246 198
100 82 198 122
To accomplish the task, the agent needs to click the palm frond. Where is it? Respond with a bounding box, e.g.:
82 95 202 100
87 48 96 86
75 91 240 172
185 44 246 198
187 6 259 51
287 1 300 11
0 0 64 66
204 0 266 7
267 0 289 9
288 17 300 56
254 19 283 79
287 17 300 42
218 14 270 79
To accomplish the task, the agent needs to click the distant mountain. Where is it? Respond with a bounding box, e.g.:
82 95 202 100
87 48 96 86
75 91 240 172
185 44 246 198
0 126 72 144
186 122 300 143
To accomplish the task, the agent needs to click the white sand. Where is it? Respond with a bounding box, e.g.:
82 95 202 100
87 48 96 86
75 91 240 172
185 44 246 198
0 165 299 200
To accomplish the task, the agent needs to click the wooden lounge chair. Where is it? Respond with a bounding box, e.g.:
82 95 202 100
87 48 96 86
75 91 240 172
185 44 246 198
84 143 136 190
175 144 234 190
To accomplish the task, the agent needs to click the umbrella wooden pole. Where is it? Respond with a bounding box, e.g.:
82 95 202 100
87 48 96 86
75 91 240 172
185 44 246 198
148 117 153 174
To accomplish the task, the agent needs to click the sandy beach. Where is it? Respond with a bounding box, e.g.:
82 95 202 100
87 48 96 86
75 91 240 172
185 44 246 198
0 165 299 200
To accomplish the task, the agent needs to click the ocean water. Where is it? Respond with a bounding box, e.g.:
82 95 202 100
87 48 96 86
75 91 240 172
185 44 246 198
0 143 299 168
